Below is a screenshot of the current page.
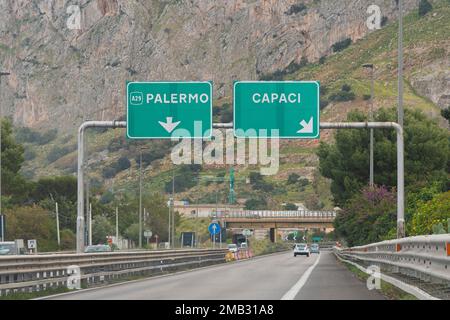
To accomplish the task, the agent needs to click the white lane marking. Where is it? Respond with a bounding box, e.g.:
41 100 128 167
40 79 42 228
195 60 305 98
281 253 321 300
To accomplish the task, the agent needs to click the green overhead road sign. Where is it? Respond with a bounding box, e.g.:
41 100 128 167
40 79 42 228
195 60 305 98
233 81 320 138
127 81 212 139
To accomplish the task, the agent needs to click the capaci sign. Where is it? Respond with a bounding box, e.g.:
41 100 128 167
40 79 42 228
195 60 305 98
233 81 320 139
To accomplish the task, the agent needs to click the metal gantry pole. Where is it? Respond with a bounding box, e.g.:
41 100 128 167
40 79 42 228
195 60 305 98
320 122 404 238
139 149 143 248
77 121 126 253
369 68 375 186
398 0 404 128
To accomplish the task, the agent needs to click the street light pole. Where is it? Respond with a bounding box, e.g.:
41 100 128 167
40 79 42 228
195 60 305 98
398 0 404 128
363 63 375 187
0 72 11 219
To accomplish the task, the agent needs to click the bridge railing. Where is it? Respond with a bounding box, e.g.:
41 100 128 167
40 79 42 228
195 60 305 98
334 234 450 292
0 248 227 297
220 210 337 219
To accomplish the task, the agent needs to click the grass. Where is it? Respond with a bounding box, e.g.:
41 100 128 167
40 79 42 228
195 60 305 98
0 286 73 300
340 260 417 300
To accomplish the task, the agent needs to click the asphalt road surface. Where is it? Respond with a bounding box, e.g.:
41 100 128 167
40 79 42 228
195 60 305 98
45 251 384 300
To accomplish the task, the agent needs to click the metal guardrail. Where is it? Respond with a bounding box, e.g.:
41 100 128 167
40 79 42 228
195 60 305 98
334 235 450 293
0 249 227 297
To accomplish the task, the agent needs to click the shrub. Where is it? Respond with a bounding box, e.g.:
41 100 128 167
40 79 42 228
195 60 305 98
332 38 352 52
441 107 450 124
117 156 131 171
285 3 307 15
102 167 117 179
47 146 70 163
287 173 300 185
341 84 352 92
329 91 356 102
363 94 371 101
419 0 432 17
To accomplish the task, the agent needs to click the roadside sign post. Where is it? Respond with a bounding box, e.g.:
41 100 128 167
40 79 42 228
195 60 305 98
0 215 5 242
234 81 320 138
27 239 37 254
144 230 152 246
208 222 221 249
127 81 212 139
242 229 252 247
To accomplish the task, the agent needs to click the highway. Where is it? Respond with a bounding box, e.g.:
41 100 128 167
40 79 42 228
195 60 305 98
45 251 384 300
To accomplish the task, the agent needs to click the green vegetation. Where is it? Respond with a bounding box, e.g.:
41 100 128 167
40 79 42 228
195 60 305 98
332 38 352 53
419 0 433 17
318 108 449 207
410 191 450 235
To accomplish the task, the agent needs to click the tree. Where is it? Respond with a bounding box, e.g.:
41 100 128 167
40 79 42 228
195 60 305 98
419 0 432 17
334 186 397 246
60 229 76 250
441 107 450 124
410 191 450 235
92 216 114 244
318 108 449 206
4 206 57 251
1 118 29 200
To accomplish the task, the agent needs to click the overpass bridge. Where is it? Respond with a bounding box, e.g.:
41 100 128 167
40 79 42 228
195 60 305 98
220 210 336 242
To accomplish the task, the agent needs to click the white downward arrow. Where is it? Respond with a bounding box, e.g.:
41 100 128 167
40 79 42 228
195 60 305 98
158 117 181 133
297 117 314 134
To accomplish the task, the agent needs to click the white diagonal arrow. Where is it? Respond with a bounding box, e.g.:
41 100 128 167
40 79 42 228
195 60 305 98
297 117 314 134
158 117 181 133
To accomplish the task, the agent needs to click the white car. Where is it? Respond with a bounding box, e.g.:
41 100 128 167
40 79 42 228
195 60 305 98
293 243 310 257
228 244 238 253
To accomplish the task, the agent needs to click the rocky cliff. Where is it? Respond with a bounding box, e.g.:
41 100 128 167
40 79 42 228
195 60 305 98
0 0 420 131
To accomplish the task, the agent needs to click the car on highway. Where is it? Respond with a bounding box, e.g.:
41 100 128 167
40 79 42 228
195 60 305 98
310 243 320 254
84 244 112 253
227 244 238 253
0 242 16 255
293 243 310 257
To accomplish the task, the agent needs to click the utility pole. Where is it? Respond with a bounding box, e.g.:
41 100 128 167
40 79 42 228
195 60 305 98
363 63 375 187
0 72 10 221
88 203 92 246
115 206 119 246
55 202 60 247
398 0 404 128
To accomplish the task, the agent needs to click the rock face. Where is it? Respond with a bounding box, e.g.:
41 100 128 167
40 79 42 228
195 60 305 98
0 0 419 131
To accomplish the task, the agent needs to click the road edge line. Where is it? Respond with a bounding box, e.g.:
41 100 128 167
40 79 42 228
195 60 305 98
280 253 321 300
334 252 440 300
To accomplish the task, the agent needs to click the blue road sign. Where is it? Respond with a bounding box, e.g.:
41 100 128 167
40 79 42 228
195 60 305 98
208 222 221 235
